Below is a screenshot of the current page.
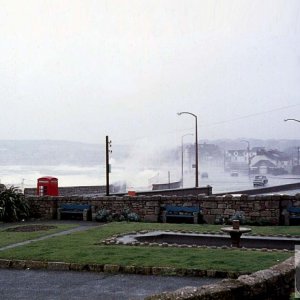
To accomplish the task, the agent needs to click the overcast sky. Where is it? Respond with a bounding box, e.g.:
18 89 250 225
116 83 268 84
1 0 300 147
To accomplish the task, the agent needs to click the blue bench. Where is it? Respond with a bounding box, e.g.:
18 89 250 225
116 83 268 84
57 204 92 221
162 205 202 224
283 206 300 225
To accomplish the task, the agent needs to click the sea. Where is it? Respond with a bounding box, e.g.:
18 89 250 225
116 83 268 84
1 164 300 195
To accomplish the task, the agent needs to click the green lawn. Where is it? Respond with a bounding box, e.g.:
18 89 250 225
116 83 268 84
0 223 77 247
0 222 293 273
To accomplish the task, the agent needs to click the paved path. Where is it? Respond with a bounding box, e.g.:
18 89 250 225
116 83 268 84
0 269 220 300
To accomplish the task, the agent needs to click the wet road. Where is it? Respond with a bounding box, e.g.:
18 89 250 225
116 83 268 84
0 269 220 300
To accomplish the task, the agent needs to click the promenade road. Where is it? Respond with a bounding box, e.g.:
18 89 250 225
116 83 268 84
0 269 220 300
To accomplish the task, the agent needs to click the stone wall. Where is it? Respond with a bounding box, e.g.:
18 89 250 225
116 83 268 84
26 194 300 225
24 185 115 197
146 256 295 300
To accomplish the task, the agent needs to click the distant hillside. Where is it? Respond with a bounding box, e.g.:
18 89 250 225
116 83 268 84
0 139 299 166
203 139 300 152
0 140 130 166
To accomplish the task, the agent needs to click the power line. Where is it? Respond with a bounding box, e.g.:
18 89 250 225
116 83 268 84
204 104 300 127
117 103 300 144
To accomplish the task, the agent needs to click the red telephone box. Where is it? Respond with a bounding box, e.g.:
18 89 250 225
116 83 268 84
37 177 58 196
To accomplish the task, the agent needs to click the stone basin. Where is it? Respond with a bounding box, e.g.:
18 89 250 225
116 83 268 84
116 231 299 250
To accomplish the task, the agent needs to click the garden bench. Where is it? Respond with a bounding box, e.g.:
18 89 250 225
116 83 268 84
283 206 300 225
57 204 92 221
162 205 201 224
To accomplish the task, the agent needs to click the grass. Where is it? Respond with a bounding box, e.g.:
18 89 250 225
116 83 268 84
246 225 300 236
0 222 294 273
0 223 77 247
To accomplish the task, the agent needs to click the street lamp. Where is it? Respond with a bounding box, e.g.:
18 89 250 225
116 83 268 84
241 140 250 176
284 119 300 168
181 133 193 188
177 112 199 187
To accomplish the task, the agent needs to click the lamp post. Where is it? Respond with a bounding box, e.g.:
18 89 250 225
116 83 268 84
284 118 300 168
284 118 300 123
181 133 193 188
177 112 199 187
241 140 250 177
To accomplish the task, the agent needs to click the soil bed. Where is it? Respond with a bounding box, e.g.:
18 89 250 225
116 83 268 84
4 225 57 232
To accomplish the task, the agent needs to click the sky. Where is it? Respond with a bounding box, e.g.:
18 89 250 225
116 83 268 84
1 0 300 147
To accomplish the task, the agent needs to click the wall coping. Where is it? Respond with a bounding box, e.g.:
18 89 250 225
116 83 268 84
26 194 299 201
145 256 296 299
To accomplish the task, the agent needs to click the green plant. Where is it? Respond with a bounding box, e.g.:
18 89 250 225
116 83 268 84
0 186 30 222
126 212 140 222
230 211 246 225
95 209 112 222
95 208 140 222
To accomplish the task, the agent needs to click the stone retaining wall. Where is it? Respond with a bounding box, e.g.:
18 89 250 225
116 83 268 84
145 256 295 300
26 194 300 225
0 258 244 278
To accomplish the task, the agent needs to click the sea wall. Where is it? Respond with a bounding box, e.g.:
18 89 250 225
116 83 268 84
24 186 212 197
24 185 116 197
26 194 300 225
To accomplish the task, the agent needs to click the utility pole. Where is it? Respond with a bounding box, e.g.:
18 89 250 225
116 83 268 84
105 135 112 196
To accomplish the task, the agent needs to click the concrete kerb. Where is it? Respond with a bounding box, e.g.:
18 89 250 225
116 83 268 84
0 258 247 279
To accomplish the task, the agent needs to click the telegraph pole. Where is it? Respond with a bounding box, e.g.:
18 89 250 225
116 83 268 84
105 135 112 196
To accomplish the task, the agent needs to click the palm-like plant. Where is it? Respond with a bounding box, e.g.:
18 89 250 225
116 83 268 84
0 186 30 222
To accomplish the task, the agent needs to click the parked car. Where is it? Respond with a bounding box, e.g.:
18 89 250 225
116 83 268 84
230 171 239 177
253 175 268 187
201 172 208 178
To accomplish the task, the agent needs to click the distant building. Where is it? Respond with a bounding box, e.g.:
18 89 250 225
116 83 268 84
224 149 252 173
250 149 291 175
225 147 292 175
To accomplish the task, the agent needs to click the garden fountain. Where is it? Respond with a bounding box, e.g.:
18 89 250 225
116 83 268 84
221 220 252 248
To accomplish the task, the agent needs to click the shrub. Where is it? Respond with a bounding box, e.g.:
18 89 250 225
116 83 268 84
229 211 246 225
95 209 111 222
95 207 140 222
0 186 30 222
126 212 140 222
